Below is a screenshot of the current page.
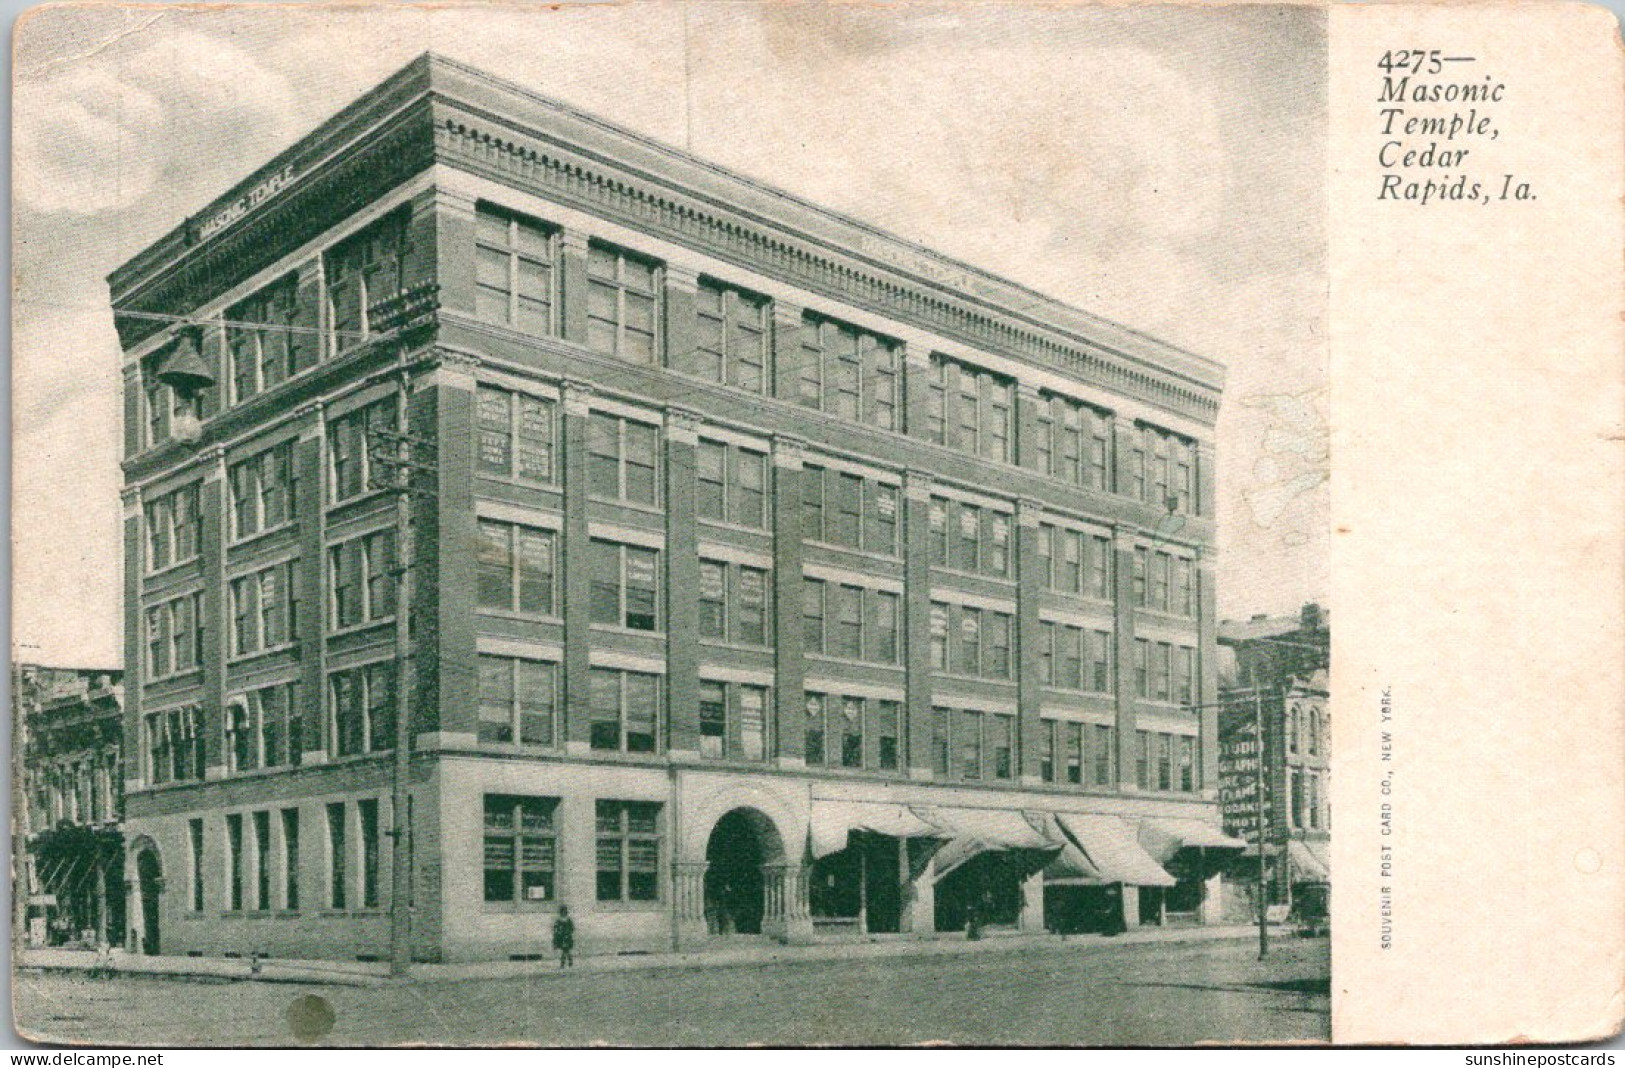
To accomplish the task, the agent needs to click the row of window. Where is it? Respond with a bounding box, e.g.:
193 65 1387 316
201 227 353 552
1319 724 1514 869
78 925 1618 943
32 756 120 829
802 465 898 556
804 579 901 664
484 796 661 906
931 707 1017 782
145 593 204 681
1287 767 1329 831
1133 730 1201 793
1039 720 1117 788
1035 524 1113 600
1036 622 1113 693
1287 699 1329 758
192 799 384 915
1132 547 1198 617
804 693 903 772
1131 640 1199 706
927 497 1010 579
928 601 1013 680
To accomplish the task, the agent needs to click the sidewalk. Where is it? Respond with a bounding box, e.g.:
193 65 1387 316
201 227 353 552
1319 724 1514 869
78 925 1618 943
16 923 1297 988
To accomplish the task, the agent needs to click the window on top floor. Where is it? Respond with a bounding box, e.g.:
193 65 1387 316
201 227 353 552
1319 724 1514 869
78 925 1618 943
228 274 318 403
797 315 898 430
475 206 557 336
681 281 769 393
1034 394 1113 491
326 211 407 354
928 357 1012 463
1132 423 1197 515
587 243 660 364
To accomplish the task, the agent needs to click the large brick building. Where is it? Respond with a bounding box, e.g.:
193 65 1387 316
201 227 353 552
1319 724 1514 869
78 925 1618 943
113 55 1229 962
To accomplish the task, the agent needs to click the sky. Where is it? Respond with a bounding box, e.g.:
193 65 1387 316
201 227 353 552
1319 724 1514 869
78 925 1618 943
11 2 1328 667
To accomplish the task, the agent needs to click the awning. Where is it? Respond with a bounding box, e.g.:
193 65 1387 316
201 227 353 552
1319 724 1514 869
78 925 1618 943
1288 839 1330 883
1138 817 1248 865
917 806 1063 879
1033 813 1107 886
808 800 947 859
1055 813 1177 888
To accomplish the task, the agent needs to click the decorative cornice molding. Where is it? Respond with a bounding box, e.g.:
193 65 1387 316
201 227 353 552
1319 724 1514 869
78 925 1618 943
433 113 1221 425
772 435 807 469
665 406 703 444
561 380 595 416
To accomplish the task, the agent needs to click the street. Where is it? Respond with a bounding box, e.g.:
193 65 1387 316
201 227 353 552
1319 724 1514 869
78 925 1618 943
14 936 1328 1047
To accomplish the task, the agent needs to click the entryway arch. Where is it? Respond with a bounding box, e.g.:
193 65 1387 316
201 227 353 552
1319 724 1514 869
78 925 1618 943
703 807 787 936
130 838 163 956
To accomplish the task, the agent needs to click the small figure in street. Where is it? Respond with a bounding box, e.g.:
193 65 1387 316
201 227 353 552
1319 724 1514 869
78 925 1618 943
965 901 983 941
552 905 575 968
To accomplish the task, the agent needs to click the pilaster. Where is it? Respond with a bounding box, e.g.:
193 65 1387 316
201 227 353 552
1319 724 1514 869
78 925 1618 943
900 340 933 443
561 381 594 754
1015 499 1045 785
770 436 806 766
1196 440 1217 519
433 189 479 318
1196 555 1221 797
903 471 936 778
294 406 327 762
665 407 702 758
199 447 228 779
1113 528 1140 791
120 489 144 786
770 301 804 403
559 229 591 346
424 358 478 740
1014 382 1045 473
663 265 700 380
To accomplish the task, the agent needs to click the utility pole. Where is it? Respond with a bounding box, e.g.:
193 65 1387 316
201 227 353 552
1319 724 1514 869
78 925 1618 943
1255 686 1269 960
366 380 437 979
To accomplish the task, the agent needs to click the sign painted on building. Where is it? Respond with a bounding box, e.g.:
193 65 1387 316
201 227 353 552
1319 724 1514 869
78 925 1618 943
199 164 296 240
1218 718 1274 843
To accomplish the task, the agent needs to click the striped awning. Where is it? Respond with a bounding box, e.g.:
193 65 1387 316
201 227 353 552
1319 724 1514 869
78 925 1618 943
1055 813 1177 888
1138 817 1248 864
916 806 1063 879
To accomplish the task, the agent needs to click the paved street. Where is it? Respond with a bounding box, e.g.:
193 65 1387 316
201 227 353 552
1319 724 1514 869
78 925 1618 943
15 935 1328 1047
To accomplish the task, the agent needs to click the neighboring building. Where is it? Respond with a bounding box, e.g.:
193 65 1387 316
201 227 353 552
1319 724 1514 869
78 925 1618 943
15 664 126 946
111 55 1227 962
1217 606 1330 915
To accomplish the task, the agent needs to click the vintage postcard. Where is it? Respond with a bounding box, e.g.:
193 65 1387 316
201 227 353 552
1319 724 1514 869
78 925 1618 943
9 0 1621 1049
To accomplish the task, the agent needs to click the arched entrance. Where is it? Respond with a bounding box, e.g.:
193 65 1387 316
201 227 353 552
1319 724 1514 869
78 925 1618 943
703 808 785 936
135 847 162 956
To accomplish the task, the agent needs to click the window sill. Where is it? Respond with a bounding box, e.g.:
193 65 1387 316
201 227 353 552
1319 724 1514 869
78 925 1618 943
327 488 391 513
227 642 300 666
592 899 664 913
475 471 562 492
586 495 664 516
480 902 560 915
806 653 903 671
802 540 900 565
476 608 564 626
145 668 204 687
929 564 1014 585
588 624 664 639
144 557 202 582
930 670 1015 686
228 521 298 552
697 638 773 654
696 518 771 538
326 617 397 640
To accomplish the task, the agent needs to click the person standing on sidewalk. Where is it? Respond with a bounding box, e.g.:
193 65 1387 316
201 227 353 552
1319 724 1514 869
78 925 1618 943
552 905 576 968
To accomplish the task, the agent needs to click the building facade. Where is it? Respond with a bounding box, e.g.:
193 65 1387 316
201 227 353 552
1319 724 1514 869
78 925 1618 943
113 55 1227 962
1217 606 1330 916
15 664 126 946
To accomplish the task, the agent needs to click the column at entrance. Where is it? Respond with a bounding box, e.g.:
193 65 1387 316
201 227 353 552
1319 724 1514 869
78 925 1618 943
673 861 709 948
761 863 814 945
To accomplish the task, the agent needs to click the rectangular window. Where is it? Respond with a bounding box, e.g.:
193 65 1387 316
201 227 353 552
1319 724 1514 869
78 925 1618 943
1091 631 1113 693
1179 735 1197 793
484 794 559 904
281 808 300 911
227 813 245 912
688 281 768 392
953 502 981 573
1172 557 1192 617
328 397 396 503
929 602 949 671
327 661 395 758
228 443 295 540
698 561 726 639
588 413 660 506
253 810 272 911
1090 536 1112 599
144 484 201 571
798 315 897 429
227 274 316 402
801 464 826 542
1154 642 1172 702
735 566 769 646
1057 626 1083 690
1092 724 1115 786
1039 721 1056 783
588 668 661 754
804 693 826 767
1173 646 1193 705
359 799 380 909
326 802 347 909
1089 410 1113 490
868 590 899 664
1157 734 1174 792
476 520 555 616
839 697 864 769
326 211 406 352
959 608 981 675
189 818 205 911
474 206 556 335
698 680 727 759
832 473 862 548
740 685 768 762
986 612 1011 679
476 384 555 482
866 483 898 556
802 579 825 654
1066 722 1085 785
958 710 983 780
833 585 863 659
990 714 1013 780
330 529 396 630
596 801 661 903
938 357 1012 462
226 699 255 774
928 499 948 566
478 655 557 746
932 708 950 777
589 541 661 632
1037 621 1055 686
876 700 900 771
587 243 660 363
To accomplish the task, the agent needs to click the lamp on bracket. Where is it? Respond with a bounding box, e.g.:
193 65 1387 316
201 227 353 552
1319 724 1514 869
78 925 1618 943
154 327 215 445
